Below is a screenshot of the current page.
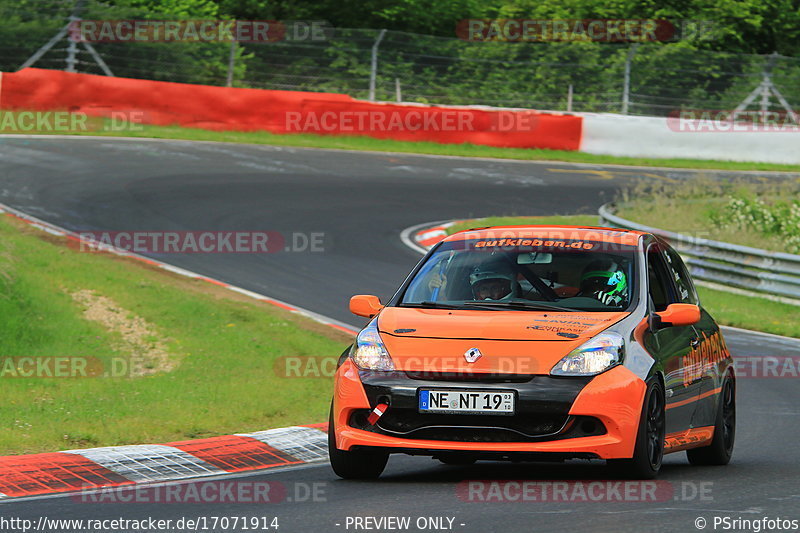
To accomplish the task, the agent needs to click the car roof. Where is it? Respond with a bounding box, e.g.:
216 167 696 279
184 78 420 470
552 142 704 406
442 225 646 247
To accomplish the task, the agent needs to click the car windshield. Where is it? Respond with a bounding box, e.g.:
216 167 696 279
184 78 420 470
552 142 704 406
399 236 637 312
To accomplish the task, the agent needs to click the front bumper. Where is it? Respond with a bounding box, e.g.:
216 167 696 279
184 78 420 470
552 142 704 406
332 360 647 460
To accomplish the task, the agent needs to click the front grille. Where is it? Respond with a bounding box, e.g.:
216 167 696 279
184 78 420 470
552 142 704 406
394 427 554 443
349 409 605 443
404 371 534 383
381 410 567 435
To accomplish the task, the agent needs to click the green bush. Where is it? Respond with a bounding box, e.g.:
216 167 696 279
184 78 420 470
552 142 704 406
618 179 800 253
710 194 800 253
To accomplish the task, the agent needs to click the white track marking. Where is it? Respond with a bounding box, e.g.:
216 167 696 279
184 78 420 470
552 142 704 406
237 427 328 463
62 445 226 482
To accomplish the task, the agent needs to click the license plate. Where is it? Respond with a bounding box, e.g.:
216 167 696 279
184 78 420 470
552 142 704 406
418 389 515 415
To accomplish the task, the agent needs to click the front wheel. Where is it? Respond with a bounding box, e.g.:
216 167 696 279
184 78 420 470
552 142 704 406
328 409 388 479
609 379 665 479
687 376 735 466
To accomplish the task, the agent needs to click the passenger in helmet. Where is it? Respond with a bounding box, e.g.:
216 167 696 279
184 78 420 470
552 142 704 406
579 259 628 306
470 264 518 300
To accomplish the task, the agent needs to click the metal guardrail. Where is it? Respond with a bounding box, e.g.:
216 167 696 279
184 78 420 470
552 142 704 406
599 204 800 304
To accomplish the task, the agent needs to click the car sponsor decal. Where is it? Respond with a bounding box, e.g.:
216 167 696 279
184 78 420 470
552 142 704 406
527 314 620 336
664 426 715 452
473 238 595 249
682 331 730 387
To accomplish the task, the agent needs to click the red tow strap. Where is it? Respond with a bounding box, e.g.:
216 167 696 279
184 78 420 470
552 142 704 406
367 403 389 425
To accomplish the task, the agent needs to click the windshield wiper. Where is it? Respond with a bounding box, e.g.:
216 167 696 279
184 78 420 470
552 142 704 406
399 301 503 311
462 301 579 313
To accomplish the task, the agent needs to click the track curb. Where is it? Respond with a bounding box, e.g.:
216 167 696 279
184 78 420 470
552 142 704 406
0 424 328 500
402 220 458 253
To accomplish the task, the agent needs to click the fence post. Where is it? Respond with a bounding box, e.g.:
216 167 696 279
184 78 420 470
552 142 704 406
734 52 798 125
567 84 573 112
621 44 638 115
369 29 387 101
65 0 86 72
19 24 70 70
20 0 114 74
226 38 236 87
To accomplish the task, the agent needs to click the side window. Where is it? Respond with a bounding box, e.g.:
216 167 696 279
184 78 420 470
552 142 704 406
647 246 673 312
662 245 699 305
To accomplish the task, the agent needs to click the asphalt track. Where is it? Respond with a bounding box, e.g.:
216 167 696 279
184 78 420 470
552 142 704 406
1 137 799 533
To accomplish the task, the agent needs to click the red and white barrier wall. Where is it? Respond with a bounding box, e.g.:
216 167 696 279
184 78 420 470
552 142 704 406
580 113 800 165
0 68 581 151
1 68 798 164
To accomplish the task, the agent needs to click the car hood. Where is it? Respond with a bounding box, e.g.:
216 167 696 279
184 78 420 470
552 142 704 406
377 307 629 374
379 307 628 341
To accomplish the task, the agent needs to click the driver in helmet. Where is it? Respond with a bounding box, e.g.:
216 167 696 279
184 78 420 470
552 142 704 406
579 260 628 306
469 264 518 301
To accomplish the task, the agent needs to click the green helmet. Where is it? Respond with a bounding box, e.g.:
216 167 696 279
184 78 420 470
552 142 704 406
580 261 627 297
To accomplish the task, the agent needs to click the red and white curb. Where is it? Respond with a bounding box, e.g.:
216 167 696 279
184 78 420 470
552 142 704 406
0 202 357 499
415 222 455 249
0 424 328 500
399 220 458 255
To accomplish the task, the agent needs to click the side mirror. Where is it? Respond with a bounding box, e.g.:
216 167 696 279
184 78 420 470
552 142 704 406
655 303 701 327
349 295 383 318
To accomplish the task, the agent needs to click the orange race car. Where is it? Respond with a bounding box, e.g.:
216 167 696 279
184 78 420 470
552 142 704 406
329 226 735 479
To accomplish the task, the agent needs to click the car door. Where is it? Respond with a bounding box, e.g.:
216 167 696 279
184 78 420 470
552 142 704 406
660 243 725 429
644 241 700 435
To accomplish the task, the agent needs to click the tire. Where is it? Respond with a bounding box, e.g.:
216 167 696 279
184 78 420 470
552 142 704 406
687 376 735 466
328 408 388 479
609 379 666 480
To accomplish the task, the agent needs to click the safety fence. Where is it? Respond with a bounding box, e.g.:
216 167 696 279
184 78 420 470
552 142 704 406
599 204 800 304
3 0 800 118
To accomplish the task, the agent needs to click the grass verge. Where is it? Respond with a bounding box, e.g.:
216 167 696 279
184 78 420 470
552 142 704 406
443 215 800 338
7 112 800 172
696 286 800 338
0 215 351 455
616 179 800 253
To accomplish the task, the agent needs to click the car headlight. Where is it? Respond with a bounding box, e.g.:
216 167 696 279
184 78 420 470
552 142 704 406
550 332 624 376
350 319 395 371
